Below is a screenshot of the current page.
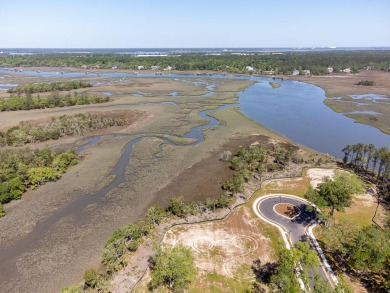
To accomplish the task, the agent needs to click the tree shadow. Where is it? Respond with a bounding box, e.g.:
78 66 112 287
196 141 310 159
291 204 317 226
251 258 278 284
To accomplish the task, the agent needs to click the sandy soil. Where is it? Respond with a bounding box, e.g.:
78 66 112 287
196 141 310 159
306 168 336 188
163 206 273 278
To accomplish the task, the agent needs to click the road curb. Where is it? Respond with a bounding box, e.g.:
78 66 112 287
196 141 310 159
253 194 338 288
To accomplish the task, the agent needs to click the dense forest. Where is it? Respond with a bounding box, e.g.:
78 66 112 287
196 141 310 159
0 112 127 147
0 91 109 111
7 80 92 94
2 51 390 75
0 148 77 217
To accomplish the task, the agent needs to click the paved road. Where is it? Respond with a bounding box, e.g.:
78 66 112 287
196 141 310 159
255 194 331 287
258 196 317 243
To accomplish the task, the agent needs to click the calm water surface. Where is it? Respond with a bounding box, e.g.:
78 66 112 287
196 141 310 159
238 80 390 157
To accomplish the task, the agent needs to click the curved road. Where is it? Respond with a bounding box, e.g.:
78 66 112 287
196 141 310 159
253 194 334 288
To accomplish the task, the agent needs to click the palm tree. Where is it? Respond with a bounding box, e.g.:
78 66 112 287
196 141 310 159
372 149 380 174
342 145 352 165
365 144 376 172
377 147 389 180
354 143 364 172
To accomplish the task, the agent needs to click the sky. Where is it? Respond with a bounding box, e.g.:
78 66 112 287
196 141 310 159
1 0 389 48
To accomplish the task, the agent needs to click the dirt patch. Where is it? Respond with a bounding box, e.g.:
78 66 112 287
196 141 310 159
306 168 335 188
274 203 300 218
163 205 272 279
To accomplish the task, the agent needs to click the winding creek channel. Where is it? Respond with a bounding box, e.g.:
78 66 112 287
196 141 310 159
0 69 389 291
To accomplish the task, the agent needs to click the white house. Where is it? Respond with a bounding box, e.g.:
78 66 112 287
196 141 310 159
164 66 173 71
151 66 160 70
303 69 311 75
343 68 351 73
292 70 300 76
327 67 334 73
245 66 254 71
137 65 145 70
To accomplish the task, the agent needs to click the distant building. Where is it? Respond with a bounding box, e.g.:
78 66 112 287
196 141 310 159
303 69 311 75
343 68 351 73
112 66 118 70
151 66 160 70
262 70 275 75
327 67 334 73
137 65 145 70
164 66 173 71
245 66 254 71
292 69 300 76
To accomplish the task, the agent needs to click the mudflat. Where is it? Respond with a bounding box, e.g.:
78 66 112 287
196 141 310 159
0 70 288 292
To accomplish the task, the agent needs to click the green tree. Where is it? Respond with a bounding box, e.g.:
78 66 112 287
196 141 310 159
305 171 364 216
313 275 333 293
349 225 390 273
269 246 301 293
167 196 188 218
146 205 166 225
83 268 101 288
149 244 196 292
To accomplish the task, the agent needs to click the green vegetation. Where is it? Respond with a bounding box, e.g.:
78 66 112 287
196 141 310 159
251 242 348 292
0 148 77 216
7 80 92 94
305 171 364 217
342 143 390 180
0 112 126 147
356 80 376 86
0 91 109 111
342 143 390 207
2 50 390 74
312 144 390 292
149 244 196 292
223 143 303 194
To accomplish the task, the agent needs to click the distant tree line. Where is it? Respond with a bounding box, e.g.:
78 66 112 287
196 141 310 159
0 112 127 147
2 51 390 75
7 80 92 94
0 91 109 111
0 148 77 217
